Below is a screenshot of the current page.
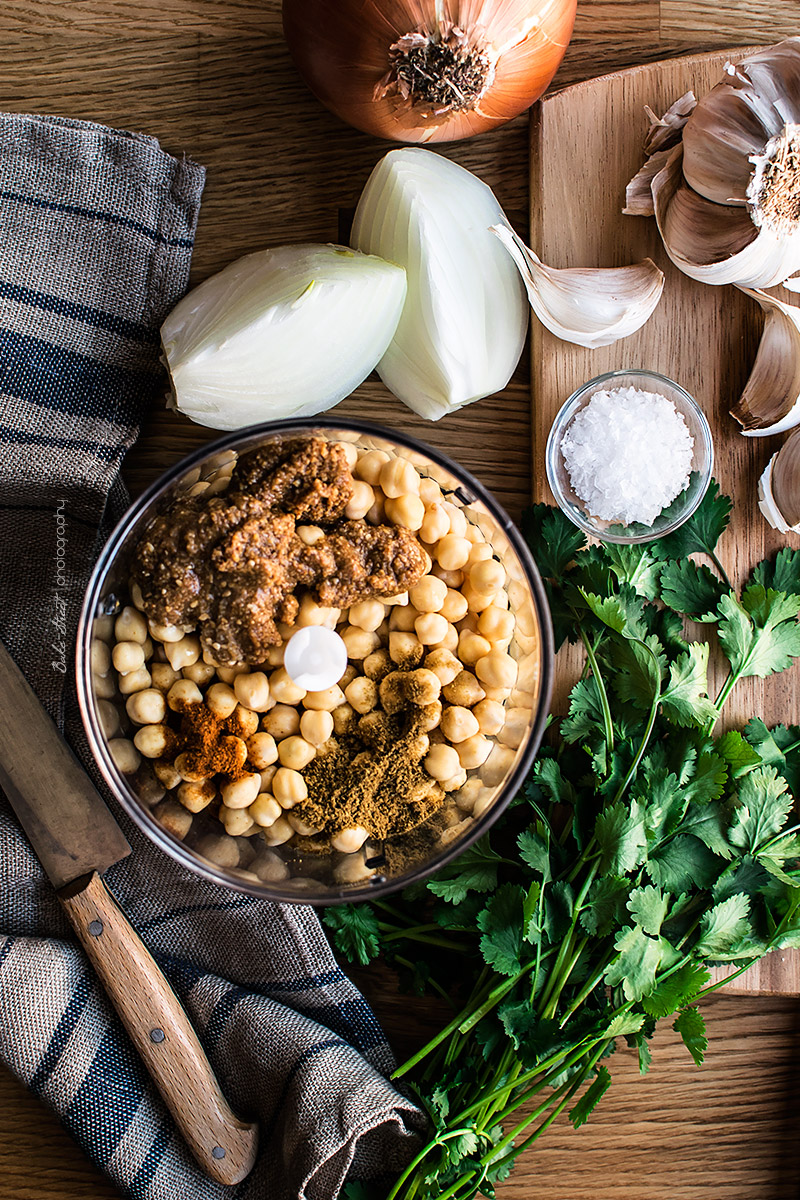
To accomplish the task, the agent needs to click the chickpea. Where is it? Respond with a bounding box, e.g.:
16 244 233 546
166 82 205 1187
247 731 278 769
222 807 255 838
363 648 393 681
177 779 216 813
300 709 334 747
97 698 121 739
439 588 468 624
345 676 378 715
436 534 471 572
204 681 237 718
385 493 425 530
419 503 450 545
418 476 442 504
416 700 442 732
389 603 419 632
94 614 115 641
109 738 140 774
331 825 369 853
424 648 462 686
340 664 358 688
481 744 516 788
456 776 490 813
153 760 182 789
440 705 480 743
379 456 420 499
91 639 111 677
348 599 386 632
195 832 240 867
186 481 210 498
297 595 340 628
302 684 346 712
497 707 529 750
250 793 283 827
365 493 385 525
147 619 184 644
134 724 172 759
118 667 152 695
408 574 446 614
250 850 290 882
467 542 494 568
164 680 202 715
179 661 213 688
424 743 461 782
458 631 492 666
264 643 285 668
263 815 294 846
354 448 390 485
469 558 506 597
264 703 301 739
163 635 200 672
383 591 409 606
335 440 359 469
113 637 146 675
413 612 449 646
463 582 497 613
441 767 468 793
342 625 381 661
221 772 261 809
332 702 356 735
443 670 485 708
444 503 468 538
129 580 146 611
269 667 307 706
473 697 506 736
93 672 117 699
478 605 515 643
457 734 493 770
465 522 487 546
115 606 148 644
145 664 173 696
296 523 325 547
476 650 518 691
217 663 249 683
458 611 479 633
126 687 167 726
259 764 278 791
334 855 376 885
173 751 210 782
430 623 459 653
287 814 322 837
278 736 316 770
153 798 193 841
272 768 308 808
483 685 513 703
388 631 424 668
233 671 271 712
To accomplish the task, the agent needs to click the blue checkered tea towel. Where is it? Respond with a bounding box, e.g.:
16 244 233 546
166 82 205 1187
0 113 423 1200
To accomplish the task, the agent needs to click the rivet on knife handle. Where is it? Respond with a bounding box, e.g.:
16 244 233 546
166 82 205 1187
58 871 259 1185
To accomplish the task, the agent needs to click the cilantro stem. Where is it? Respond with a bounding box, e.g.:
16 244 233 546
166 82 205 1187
611 686 660 805
694 957 760 999
709 551 733 592
392 969 490 1078
457 961 537 1035
580 629 614 756
377 923 466 952
392 955 456 1009
383 1127 478 1200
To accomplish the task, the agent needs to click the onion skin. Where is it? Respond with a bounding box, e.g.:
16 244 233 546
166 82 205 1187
282 0 577 144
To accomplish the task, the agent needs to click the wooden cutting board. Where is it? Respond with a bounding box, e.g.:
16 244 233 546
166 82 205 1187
531 48 800 996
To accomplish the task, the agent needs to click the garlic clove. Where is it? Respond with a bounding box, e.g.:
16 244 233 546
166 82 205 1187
491 222 664 349
758 430 800 533
682 87 767 206
623 148 671 217
735 41 800 127
651 144 800 287
731 287 800 437
643 91 696 155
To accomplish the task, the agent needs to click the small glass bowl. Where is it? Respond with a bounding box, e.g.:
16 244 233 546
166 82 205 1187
545 369 714 544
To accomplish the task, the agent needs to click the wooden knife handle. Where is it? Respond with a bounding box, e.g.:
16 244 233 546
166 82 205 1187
58 871 258 1185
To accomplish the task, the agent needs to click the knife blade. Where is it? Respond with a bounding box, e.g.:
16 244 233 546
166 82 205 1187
0 639 258 1185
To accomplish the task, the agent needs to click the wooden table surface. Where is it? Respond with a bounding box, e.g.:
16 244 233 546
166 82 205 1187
2 1 800 1197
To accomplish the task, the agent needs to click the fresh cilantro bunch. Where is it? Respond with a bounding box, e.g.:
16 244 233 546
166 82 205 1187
329 484 800 1200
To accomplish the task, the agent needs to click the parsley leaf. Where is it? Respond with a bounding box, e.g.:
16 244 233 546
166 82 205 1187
604 543 662 600
641 962 711 1019
749 546 800 595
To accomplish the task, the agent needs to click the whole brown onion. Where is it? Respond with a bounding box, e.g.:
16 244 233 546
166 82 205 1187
282 0 577 144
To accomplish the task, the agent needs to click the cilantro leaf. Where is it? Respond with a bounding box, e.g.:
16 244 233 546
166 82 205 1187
717 729 763 775
595 800 648 874
651 479 732 560
749 546 800 595
581 875 632 937
694 893 752 957
569 1066 612 1129
323 904 381 966
673 1006 707 1066
659 642 719 728
610 635 665 709
581 584 647 640
518 823 553 884
659 558 726 621
522 503 586 579
561 677 608 745
477 884 526 976
641 962 711 1019
683 748 728 804
728 766 793 855
717 590 800 679
604 543 662 600
605 925 663 1001
427 836 505 904
744 719 800 796
645 834 726 892
627 885 669 936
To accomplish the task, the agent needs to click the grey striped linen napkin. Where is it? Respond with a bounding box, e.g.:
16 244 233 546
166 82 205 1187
0 113 423 1200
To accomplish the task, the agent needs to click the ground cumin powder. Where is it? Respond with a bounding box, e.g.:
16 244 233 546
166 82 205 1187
297 709 444 840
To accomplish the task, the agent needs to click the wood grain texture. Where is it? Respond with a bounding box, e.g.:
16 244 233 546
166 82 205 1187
1 1 800 1198
531 47 800 998
58 873 258 1186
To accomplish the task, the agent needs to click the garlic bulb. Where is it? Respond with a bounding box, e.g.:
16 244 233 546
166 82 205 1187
626 39 800 288
161 244 407 430
759 430 800 533
351 148 527 420
731 287 800 437
491 223 664 348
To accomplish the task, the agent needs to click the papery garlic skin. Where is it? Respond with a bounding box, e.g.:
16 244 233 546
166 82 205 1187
161 245 407 430
491 223 664 348
758 443 800 535
628 39 800 289
732 287 800 437
351 148 527 420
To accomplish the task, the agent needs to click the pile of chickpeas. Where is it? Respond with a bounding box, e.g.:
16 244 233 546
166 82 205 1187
91 439 538 889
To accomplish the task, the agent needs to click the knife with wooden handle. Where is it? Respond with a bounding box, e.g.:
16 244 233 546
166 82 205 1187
0 639 259 1185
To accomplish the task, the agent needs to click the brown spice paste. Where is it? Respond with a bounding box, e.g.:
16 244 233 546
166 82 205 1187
132 438 427 665
169 700 249 780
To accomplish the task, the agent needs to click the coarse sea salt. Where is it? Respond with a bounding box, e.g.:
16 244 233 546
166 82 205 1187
561 386 694 526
